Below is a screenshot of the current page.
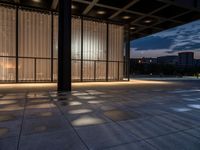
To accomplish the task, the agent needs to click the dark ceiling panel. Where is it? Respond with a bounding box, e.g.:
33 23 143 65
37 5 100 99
98 0 131 8
155 20 180 29
82 0 93 2
72 1 88 15
174 0 195 7
128 0 166 14
174 11 200 22
0 0 15 3
87 6 116 19
153 5 188 18
0 0 199 40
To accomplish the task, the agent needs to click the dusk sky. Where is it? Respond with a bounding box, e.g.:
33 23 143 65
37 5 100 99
130 20 200 59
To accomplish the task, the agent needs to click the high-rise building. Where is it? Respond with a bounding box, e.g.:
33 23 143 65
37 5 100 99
157 56 178 65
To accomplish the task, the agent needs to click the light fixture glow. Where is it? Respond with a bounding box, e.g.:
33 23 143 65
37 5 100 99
144 20 152 23
72 5 76 9
130 27 136 30
97 11 106 15
122 16 131 19
32 0 41 3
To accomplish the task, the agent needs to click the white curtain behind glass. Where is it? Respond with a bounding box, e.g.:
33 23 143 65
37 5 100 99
18 10 51 81
0 6 16 81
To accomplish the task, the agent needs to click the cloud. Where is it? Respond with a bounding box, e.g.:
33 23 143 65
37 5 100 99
131 36 174 51
131 20 200 53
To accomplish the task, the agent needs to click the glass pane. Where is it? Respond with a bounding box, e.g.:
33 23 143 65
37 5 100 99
53 59 58 81
108 62 119 80
96 61 106 80
72 60 81 81
0 57 16 81
0 6 16 56
83 60 94 80
36 59 51 81
18 58 35 81
19 10 51 58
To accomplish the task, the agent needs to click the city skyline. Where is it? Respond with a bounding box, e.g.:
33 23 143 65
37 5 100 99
130 20 200 59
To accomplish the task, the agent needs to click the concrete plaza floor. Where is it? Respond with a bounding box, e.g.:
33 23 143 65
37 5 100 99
0 79 200 150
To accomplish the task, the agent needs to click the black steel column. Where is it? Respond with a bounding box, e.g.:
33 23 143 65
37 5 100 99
57 0 72 91
125 25 130 81
16 6 18 83
51 12 54 82
106 23 109 81
194 0 197 7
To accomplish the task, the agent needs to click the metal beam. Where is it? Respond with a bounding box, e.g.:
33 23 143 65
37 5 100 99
14 0 20 3
51 0 59 10
74 0 195 26
109 0 140 19
58 0 72 91
133 10 192 35
130 3 170 25
83 0 99 15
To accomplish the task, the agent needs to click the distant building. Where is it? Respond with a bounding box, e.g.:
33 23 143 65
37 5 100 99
178 52 194 66
157 56 178 65
131 58 157 64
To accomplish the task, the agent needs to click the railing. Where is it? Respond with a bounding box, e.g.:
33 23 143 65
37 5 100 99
0 56 126 83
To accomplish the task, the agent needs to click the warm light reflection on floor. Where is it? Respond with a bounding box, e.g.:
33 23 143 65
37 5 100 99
0 100 17 105
0 79 173 92
68 109 92 114
0 104 23 111
71 115 106 126
27 103 55 109
73 80 173 87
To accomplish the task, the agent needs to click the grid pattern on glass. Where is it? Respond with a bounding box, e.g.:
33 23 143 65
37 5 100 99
0 5 125 82
0 6 16 82
0 6 16 57
18 58 35 81
0 57 16 81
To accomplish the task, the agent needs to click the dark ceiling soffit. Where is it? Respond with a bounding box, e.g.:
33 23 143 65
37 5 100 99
0 1 125 26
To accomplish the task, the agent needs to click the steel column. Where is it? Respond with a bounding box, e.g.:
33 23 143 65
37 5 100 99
57 0 72 91
125 25 130 81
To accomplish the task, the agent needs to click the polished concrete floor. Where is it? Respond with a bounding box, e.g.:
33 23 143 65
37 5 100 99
0 79 200 150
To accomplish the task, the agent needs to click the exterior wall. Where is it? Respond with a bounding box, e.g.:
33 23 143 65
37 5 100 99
0 5 125 82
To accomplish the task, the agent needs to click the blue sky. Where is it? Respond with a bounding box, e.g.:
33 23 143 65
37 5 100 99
130 20 200 59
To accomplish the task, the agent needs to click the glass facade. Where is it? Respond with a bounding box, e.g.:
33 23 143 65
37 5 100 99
0 5 126 83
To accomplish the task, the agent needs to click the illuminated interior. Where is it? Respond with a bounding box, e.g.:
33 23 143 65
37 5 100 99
0 5 125 82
